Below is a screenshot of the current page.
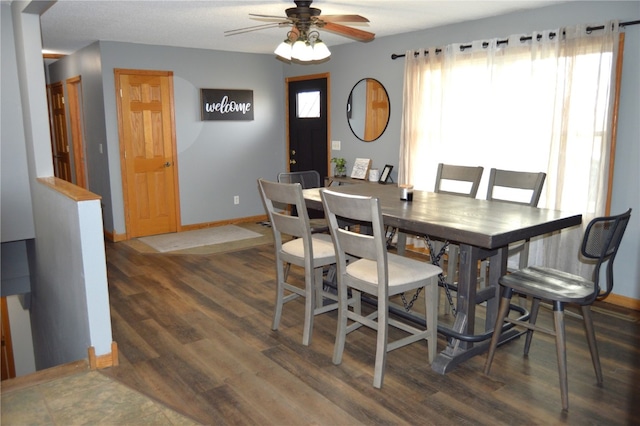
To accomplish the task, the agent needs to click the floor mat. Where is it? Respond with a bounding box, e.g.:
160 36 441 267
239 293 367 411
137 225 263 253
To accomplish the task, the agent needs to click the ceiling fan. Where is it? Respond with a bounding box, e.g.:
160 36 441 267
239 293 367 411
224 0 375 43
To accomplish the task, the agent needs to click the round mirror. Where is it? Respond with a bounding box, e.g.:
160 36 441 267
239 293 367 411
347 78 390 142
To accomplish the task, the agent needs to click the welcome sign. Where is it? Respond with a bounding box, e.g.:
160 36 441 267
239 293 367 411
201 89 254 121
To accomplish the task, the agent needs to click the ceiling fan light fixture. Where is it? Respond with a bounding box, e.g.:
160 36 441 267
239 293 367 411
283 30 331 62
302 42 317 61
291 38 311 61
274 39 292 60
312 39 331 60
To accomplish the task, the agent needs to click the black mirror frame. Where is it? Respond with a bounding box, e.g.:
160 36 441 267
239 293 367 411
347 78 390 142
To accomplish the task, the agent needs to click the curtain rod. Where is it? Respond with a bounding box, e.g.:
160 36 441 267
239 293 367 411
391 19 640 60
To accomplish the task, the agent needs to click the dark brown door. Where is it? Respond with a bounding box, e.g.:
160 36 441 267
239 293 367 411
286 74 329 184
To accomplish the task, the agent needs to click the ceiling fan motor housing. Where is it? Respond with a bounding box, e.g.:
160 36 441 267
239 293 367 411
286 0 321 33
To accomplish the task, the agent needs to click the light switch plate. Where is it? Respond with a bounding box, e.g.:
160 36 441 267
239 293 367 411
332 140 341 150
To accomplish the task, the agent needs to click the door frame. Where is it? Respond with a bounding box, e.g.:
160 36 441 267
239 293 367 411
114 68 181 240
285 73 331 177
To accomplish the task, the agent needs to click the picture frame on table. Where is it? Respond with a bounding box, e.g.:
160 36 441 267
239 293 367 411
379 164 393 183
350 158 371 179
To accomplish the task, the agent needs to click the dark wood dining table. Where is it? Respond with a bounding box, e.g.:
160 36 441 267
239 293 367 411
303 183 582 374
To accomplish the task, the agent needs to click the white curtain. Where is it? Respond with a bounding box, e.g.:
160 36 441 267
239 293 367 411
399 22 620 277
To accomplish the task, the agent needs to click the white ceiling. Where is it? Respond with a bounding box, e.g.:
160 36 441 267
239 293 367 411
40 0 568 57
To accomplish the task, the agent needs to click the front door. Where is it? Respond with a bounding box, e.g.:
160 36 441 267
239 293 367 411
286 74 329 183
115 69 180 239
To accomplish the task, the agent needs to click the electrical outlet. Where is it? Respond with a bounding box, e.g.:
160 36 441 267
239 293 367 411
234 195 239 205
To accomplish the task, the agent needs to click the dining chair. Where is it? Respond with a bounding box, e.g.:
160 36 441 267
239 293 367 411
432 163 484 302
486 168 546 207
258 178 349 346
484 208 632 411
480 169 547 286
278 170 328 232
321 188 442 388
434 163 484 198
277 170 322 189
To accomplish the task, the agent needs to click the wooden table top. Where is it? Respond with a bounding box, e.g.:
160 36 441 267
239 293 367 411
303 184 582 249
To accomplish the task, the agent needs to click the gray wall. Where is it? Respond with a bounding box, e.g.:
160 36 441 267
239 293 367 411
47 42 113 229
1 2 34 242
30 183 111 369
5 0 113 373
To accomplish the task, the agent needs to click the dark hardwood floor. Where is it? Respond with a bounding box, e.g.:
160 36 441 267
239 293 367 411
101 238 640 425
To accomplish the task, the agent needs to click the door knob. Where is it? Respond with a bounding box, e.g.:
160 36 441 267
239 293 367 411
164 161 171 167
290 159 296 165
291 149 296 155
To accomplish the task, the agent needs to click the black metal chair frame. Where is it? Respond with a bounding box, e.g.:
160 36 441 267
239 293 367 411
278 170 328 233
277 170 322 189
484 208 632 411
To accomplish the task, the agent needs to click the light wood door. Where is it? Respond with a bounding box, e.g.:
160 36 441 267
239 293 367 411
66 76 88 189
115 69 180 238
48 82 72 182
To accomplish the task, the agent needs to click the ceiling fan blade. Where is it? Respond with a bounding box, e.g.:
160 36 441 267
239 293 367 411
249 13 289 20
320 15 369 23
225 22 287 36
321 22 375 42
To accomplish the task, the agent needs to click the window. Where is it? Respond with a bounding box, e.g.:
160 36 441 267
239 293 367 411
399 23 621 274
296 91 320 118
